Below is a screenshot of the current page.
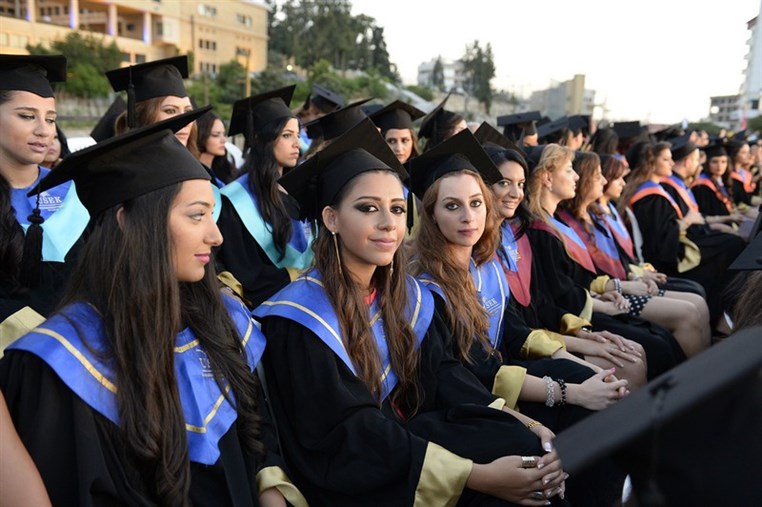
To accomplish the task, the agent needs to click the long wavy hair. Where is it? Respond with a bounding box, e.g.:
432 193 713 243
61 183 262 506
485 145 533 238
525 143 575 221
243 116 295 260
410 170 500 363
618 141 670 216
195 111 237 184
560 151 601 234
114 97 200 158
0 90 38 289
382 127 421 164
315 170 421 414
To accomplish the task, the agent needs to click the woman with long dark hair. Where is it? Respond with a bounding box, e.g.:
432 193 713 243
0 54 89 325
0 112 300 507
255 119 568 506
216 85 313 308
195 109 238 185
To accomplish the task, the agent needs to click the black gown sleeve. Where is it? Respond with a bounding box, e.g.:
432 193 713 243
215 195 291 309
631 195 682 273
692 185 729 217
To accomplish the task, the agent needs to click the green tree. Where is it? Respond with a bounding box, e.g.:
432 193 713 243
216 60 247 104
461 40 496 114
27 31 122 98
432 56 445 92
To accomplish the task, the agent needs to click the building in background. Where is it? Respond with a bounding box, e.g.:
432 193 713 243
0 0 268 75
417 57 467 94
527 74 595 119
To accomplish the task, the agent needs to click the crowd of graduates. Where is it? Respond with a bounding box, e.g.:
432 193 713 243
1 53 761 507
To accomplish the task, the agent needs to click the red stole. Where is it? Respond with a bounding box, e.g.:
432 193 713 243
730 169 756 194
557 209 627 280
498 223 532 307
602 203 635 260
691 176 733 213
629 181 683 218
530 218 597 274
659 176 699 213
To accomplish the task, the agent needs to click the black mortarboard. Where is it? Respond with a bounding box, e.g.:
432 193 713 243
278 118 406 221
653 124 683 142
497 111 542 140
418 93 451 139
0 54 67 98
537 116 570 140
568 115 591 136
729 230 762 270
369 100 426 132
30 106 212 216
701 142 728 160
105 56 189 128
626 140 650 169
669 134 698 162
554 326 762 506
304 98 371 141
89 96 127 142
473 121 519 150
524 145 547 172
360 103 383 116
228 85 296 139
732 129 748 142
305 84 345 113
612 121 643 141
409 128 502 199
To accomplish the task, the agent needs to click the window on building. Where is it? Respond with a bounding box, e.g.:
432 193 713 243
198 4 217 17
121 52 131 62
236 14 252 27
135 54 146 64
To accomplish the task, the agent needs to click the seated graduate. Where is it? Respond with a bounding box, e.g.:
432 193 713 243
215 85 313 309
560 151 710 358
0 111 302 507
418 93 467 152
368 100 426 166
254 118 569 506
0 54 89 327
300 98 372 160
407 130 627 507
525 144 686 381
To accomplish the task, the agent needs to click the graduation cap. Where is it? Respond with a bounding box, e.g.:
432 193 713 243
369 100 426 132
612 121 644 141
305 84 345 113
537 116 570 141
496 110 542 138
553 325 762 506
568 115 591 136
30 106 212 216
669 134 698 162
625 140 650 169
89 96 127 143
473 121 519 150
729 228 762 270
701 142 728 160
304 98 371 141
418 93 452 139
653 124 683 142
0 54 67 98
409 128 502 200
360 103 383 116
278 117 406 221
105 56 189 128
228 85 296 140
524 145 547 172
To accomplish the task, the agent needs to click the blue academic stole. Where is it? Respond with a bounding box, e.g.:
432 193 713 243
221 174 313 269
8 295 265 465
419 258 508 349
11 167 89 262
254 270 434 401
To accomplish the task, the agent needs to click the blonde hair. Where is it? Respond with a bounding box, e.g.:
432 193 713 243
525 144 575 221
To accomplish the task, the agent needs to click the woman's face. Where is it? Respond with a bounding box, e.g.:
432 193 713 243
603 172 626 200
204 119 227 157
449 119 468 139
0 91 57 168
156 96 193 146
584 164 607 202
491 160 525 219
43 133 62 167
384 128 414 164
708 155 728 178
654 148 674 177
548 158 578 200
323 171 406 279
168 179 223 282
273 118 301 170
433 173 486 250
734 144 751 168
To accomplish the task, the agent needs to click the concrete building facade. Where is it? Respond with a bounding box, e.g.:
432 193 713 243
0 0 268 75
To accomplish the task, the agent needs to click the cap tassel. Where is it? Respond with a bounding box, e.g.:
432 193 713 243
245 111 254 152
20 197 44 289
406 191 415 233
127 67 136 129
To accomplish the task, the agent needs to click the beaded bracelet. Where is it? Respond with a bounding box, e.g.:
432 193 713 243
613 278 622 294
556 378 568 406
543 375 555 407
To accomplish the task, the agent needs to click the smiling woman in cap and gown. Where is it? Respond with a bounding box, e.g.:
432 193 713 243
253 118 569 506
0 110 304 507
215 85 314 309
0 54 89 331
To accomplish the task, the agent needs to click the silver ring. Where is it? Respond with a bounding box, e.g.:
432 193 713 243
521 456 537 468
531 491 545 500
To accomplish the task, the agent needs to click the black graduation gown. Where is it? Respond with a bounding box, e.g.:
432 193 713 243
0 351 268 507
215 194 295 309
689 182 731 218
260 312 569 507
730 176 754 206
526 225 685 380
631 194 744 322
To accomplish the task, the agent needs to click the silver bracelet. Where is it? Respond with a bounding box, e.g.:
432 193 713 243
543 375 555 407
613 278 622 294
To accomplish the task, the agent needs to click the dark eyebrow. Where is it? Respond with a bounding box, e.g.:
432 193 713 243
185 200 212 208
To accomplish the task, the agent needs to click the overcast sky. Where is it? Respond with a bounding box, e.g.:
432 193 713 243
350 0 761 123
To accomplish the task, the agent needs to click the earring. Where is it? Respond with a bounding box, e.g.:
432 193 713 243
332 231 343 277
389 258 394 277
